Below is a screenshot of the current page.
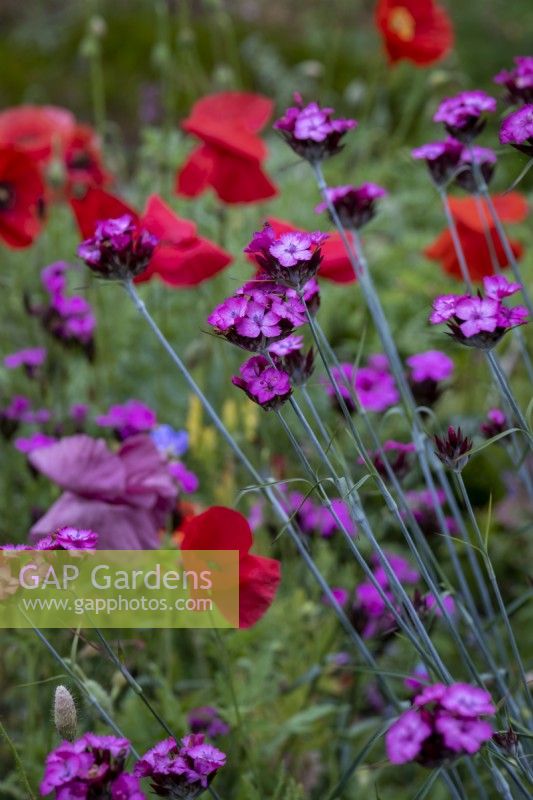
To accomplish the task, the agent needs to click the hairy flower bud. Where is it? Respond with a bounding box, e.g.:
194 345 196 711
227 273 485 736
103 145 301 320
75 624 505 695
54 685 77 742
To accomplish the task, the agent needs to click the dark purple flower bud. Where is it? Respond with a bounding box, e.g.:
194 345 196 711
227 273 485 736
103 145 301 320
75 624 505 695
314 183 387 229
362 440 416 481
494 57 533 105
274 94 357 162
455 146 497 192
434 426 472 472
232 355 292 410
492 727 519 755
499 104 533 156
187 706 230 739
433 91 497 142
411 138 464 186
77 214 158 280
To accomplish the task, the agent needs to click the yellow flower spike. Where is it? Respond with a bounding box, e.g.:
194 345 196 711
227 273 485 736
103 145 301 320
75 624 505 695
186 395 203 450
243 400 259 441
221 398 238 433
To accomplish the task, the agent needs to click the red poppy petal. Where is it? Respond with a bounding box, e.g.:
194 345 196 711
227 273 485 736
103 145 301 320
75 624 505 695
376 0 453 66
138 237 232 287
180 506 253 556
142 194 197 241
0 105 76 163
448 193 528 232
0 146 44 248
183 119 267 162
319 235 356 284
184 92 273 134
239 554 281 628
176 146 216 198
424 223 520 281
208 151 277 204
70 187 138 238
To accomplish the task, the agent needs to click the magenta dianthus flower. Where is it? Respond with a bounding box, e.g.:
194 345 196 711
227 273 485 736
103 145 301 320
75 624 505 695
77 214 158 280
323 357 399 414
411 138 464 186
40 734 135 799
499 104 533 155
314 183 387 229
96 400 157 440
35 527 99 551
209 282 307 352
4 347 47 376
407 350 454 383
429 278 527 349
187 706 230 739
433 91 497 141
455 146 497 192
494 57 533 105
386 682 495 766
481 408 508 439
232 355 292 410
274 95 357 161
14 433 57 454
134 734 226 796
245 222 328 289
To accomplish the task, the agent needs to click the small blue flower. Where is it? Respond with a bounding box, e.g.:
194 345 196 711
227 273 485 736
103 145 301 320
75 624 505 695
151 424 189 458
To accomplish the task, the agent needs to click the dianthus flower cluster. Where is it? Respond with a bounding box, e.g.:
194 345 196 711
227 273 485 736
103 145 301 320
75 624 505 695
244 222 328 289
323 354 399 413
499 104 533 156
280 490 357 538
26 262 96 355
187 706 229 739
386 682 495 765
481 408 508 439
77 214 158 280
96 400 157 440
494 56 533 105
274 94 357 161
430 275 527 349
34 526 99 551
134 733 226 798
433 91 497 141
406 349 454 407
412 137 496 190
40 733 143 799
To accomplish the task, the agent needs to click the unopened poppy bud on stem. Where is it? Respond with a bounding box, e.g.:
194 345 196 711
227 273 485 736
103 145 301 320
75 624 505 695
53 685 77 742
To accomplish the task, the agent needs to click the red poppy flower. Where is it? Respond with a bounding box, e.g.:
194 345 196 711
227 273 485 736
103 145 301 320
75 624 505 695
64 125 111 193
0 146 45 248
176 92 278 204
180 506 281 628
425 193 528 281
261 218 356 284
375 0 454 66
70 187 233 287
0 105 76 164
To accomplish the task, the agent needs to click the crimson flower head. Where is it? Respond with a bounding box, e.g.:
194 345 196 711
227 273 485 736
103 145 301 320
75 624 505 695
232 355 292 410
315 183 387 229
0 146 45 248
363 440 416 481
494 57 533 105
434 426 472 472
386 682 495 766
425 193 528 281
274 94 356 162
412 137 464 186
375 0 453 67
430 275 527 349
245 221 328 289
176 91 277 204
77 214 158 280
433 91 497 142
499 104 533 156
0 105 75 164
180 506 281 628
455 146 497 193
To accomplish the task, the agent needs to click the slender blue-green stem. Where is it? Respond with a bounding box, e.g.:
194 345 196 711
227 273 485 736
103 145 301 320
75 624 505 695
454 471 533 714
122 279 398 701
